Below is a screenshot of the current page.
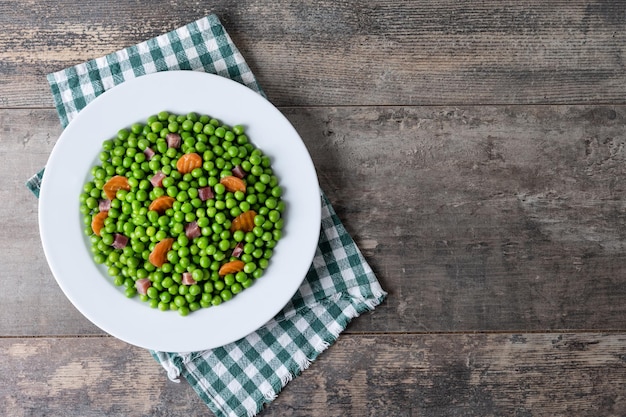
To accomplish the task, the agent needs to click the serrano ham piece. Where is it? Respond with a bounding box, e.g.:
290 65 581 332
198 186 214 201
182 272 196 285
232 242 244 258
166 132 181 148
143 147 156 160
98 199 111 212
185 221 201 239
232 165 246 179
111 233 128 249
135 278 151 295
150 171 166 188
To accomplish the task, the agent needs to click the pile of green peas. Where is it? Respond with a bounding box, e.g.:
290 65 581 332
79 111 284 316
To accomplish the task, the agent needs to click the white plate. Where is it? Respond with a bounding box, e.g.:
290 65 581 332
39 71 320 352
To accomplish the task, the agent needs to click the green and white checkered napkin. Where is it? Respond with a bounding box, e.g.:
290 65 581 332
26 14 386 417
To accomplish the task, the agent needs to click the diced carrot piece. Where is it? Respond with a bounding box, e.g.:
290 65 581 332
218 260 245 276
220 176 246 193
148 195 175 214
91 211 108 236
103 175 130 200
230 210 257 232
149 237 174 268
176 153 203 174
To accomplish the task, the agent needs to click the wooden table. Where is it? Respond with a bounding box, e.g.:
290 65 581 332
2 1 626 415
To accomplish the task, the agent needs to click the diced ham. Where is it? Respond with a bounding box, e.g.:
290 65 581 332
150 171 166 187
182 272 196 285
144 147 156 160
232 165 246 179
166 132 181 148
99 199 111 212
185 221 201 239
231 242 244 258
198 186 214 201
111 233 128 249
135 278 152 295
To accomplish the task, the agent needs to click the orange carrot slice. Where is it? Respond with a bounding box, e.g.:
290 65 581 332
176 153 203 174
91 211 108 236
220 176 246 193
149 238 174 267
218 260 245 276
103 175 130 200
230 210 257 232
148 196 175 214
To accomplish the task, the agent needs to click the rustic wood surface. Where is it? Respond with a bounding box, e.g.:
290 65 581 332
1 0 626 415
3 333 625 417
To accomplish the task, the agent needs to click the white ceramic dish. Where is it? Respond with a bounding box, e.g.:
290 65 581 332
39 71 320 352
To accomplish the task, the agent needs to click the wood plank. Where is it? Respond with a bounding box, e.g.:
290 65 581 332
2 333 625 416
4 105 626 336
0 336 207 417
273 333 626 417
288 105 626 333
1 1 626 107
0 110 102 336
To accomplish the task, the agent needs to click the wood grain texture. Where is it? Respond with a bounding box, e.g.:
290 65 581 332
2 333 625 416
3 2 626 414
0 110 101 336
1 1 626 107
4 105 626 335
286 105 626 332
1 337 207 417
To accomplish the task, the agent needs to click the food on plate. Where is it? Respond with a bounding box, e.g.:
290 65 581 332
79 112 285 315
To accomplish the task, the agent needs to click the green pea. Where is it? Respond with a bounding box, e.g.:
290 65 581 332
259 258 270 269
254 182 267 193
233 230 245 242
182 120 194 131
191 269 204 282
231 283 243 294
243 242 255 254
203 281 214 294
188 196 203 208
214 127 225 138
176 190 189 202
211 223 223 234
265 198 278 210
181 203 193 213
168 283 180 295
178 247 190 258
268 210 281 223
224 274 235 286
